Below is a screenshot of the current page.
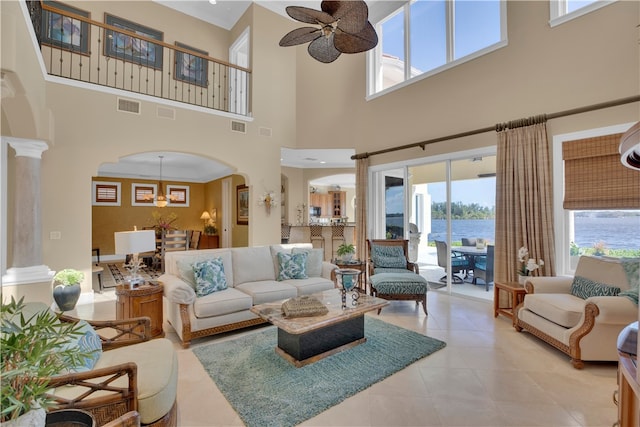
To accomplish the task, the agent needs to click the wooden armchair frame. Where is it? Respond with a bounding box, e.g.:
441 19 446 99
45 316 177 427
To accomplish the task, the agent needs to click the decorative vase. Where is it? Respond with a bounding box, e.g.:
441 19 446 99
46 409 95 427
3 407 46 427
518 274 526 286
52 283 81 311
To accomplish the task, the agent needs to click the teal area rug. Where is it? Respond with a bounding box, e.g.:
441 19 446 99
192 316 446 427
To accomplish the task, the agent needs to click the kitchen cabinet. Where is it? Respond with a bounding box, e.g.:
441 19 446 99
329 191 346 217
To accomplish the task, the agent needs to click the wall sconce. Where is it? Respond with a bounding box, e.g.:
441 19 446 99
257 191 278 215
211 208 217 224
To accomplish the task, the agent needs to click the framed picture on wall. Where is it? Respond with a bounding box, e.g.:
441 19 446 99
41 1 91 55
174 42 208 87
104 14 164 70
237 185 249 225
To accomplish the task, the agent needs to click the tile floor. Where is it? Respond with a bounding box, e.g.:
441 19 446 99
77 289 619 427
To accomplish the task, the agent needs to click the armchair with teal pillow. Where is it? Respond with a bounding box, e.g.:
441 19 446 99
367 239 428 315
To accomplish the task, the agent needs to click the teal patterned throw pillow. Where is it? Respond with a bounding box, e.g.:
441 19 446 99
371 245 407 269
277 252 308 281
193 257 227 297
62 320 102 373
570 275 621 299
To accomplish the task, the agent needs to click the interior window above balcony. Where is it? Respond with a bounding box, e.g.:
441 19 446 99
368 0 505 97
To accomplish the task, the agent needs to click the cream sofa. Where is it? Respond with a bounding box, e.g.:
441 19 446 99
515 256 639 368
159 243 337 347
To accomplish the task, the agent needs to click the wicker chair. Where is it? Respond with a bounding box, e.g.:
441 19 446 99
46 315 178 427
367 239 428 315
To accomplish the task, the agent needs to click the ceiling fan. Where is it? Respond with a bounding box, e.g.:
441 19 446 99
279 1 378 63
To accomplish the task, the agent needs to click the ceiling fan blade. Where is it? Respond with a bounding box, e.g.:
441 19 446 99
334 22 378 54
279 27 322 47
286 6 334 25
322 0 369 34
308 34 341 63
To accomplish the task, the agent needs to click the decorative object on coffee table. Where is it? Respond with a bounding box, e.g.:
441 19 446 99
335 268 361 309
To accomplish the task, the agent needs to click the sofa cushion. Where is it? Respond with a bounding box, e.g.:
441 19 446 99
523 293 586 328
370 245 407 268
370 272 428 295
95 338 177 424
276 251 308 281
193 287 253 318
570 275 621 299
282 277 335 295
235 280 297 305
175 250 234 289
575 256 632 291
291 247 324 277
63 320 102 373
232 247 276 285
193 258 228 297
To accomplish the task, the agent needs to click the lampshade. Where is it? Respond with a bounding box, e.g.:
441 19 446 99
114 230 156 255
200 211 211 221
620 121 640 171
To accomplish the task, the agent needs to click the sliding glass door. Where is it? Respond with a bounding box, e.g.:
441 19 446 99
371 151 496 301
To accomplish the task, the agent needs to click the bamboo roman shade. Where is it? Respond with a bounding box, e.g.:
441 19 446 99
563 133 640 209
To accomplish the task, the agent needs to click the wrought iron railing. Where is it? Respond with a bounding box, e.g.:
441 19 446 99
27 1 251 116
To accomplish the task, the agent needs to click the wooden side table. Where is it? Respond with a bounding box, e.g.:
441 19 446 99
116 283 164 338
331 259 367 293
493 280 526 325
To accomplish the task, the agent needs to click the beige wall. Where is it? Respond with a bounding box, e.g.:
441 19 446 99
2 0 639 298
294 1 639 167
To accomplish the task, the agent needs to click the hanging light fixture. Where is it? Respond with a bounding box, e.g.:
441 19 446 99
145 155 177 208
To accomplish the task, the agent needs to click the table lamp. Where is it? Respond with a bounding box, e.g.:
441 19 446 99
114 228 156 287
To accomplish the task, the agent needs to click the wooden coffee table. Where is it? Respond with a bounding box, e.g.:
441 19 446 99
251 289 389 367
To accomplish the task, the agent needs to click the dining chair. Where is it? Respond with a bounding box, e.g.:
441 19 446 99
472 245 494 291
157 230 189 272
435 240 471 283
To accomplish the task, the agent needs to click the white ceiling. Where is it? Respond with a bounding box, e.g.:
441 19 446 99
153 1 401 31
97 148 356 184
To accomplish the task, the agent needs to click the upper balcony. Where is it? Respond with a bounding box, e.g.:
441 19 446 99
26 0 252 118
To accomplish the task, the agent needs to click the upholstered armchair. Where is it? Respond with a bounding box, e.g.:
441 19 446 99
367 239 428 315
515 255 639 368
44 311 178 427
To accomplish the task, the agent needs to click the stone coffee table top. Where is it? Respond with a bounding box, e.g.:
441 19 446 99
251 288 388 335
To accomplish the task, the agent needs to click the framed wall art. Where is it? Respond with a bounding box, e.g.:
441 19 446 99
41 1 90 54
104 14 164 70
237 185 249 225
174 42 208 87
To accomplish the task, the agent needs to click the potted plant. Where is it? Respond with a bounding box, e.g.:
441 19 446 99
52 269 84 311
1 297 89 426
336 243 356 262
203 224 218 236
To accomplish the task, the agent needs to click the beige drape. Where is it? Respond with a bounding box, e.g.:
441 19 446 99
495 120 556 283
355 157 369 261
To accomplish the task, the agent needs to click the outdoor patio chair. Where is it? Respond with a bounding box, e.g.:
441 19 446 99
435 240 471 284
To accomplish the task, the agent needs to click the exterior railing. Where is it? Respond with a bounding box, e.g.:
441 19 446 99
27 1 251 117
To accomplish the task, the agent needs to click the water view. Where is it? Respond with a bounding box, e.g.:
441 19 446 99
423 217 639 250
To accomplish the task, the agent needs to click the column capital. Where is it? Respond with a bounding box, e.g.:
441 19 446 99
2 137 49 159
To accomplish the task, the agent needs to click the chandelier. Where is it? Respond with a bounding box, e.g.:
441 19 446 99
145 155 177 207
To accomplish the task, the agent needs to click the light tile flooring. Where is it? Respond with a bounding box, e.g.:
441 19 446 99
77 290 619 427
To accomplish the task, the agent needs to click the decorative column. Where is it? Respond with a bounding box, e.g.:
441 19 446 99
2 137 54 285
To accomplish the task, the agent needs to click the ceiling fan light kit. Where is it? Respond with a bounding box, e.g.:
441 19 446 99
279 1 378 63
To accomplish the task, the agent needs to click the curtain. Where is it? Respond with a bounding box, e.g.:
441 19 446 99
495 119 556 283
355 157 369 261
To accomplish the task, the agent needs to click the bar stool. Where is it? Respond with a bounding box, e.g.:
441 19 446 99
309 224 324 250
331 223 345 259
281 224 291 244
